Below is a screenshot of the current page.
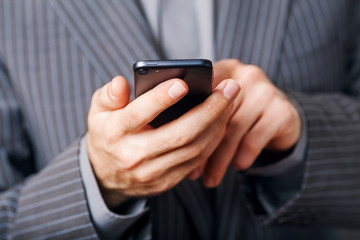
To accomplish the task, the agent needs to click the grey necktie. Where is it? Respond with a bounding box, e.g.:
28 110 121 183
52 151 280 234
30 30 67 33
160 0 200 59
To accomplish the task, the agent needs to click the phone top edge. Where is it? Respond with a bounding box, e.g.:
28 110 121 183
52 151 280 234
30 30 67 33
133 59 213 70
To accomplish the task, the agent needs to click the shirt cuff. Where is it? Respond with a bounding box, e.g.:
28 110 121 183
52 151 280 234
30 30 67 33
246 93 307 176
79 135 148 240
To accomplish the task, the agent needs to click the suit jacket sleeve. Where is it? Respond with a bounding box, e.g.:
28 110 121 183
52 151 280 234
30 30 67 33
0 57 101 239
0 57 150 239
245 3 360 227
80 136 149 240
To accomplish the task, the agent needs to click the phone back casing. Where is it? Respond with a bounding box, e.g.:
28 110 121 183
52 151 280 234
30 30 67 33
134 59 213 127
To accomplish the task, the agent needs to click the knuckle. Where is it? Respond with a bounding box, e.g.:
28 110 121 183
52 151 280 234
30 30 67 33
254 83 276 103
127 109 143 125
278 102 299 132
186 143 203 159
103 126 119 146
151 181 170 194
236 160 253 170
102 138 112 155
205 98 222 120
116 147 146 170
281 102 295 118
133 171 155 184
129 151 147 167
91 88 101 104
89 89 102 114
242 140 259 157
172 133 191 147
151 90 169 110
259 83 275 95
117 158 136 171
140 173 156 184
245 65 265 80
227 58 242 68
287 103 299 120
147 135 162 150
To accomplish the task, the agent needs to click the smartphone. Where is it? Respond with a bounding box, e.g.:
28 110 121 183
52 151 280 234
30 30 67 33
133 59 213 128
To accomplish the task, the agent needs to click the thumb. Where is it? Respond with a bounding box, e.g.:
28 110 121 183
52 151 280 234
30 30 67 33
91 76 131 113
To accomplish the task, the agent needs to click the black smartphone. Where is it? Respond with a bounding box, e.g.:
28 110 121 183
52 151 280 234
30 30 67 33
133 59 213 128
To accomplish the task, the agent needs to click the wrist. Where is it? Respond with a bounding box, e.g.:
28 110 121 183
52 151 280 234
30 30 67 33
98 185 130 210
86 137 130 209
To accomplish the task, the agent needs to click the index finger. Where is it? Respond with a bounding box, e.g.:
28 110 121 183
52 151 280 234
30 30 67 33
146 79 241 155
115 78 189 133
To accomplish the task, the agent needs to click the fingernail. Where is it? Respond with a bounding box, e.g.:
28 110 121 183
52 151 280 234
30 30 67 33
168 82 187 100
109 81 116 99
223 80 239 100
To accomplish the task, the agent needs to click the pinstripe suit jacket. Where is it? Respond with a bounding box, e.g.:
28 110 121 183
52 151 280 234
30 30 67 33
0 0 359 239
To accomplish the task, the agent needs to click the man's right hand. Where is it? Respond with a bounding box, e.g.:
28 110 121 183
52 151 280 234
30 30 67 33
87 76 240 208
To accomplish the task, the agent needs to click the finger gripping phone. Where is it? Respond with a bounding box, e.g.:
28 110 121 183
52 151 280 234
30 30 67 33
134 59 213 128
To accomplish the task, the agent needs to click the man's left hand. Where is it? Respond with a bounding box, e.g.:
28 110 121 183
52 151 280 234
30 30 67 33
188 59 301 188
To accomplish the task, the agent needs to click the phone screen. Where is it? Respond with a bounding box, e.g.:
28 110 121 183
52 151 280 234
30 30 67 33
134 59 213 127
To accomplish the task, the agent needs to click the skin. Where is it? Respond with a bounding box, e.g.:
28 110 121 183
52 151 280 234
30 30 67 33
188 59 301 187
87 59 301 208
87 74 240 208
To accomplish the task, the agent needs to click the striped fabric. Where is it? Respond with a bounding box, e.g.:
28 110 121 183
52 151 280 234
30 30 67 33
0 0 359 239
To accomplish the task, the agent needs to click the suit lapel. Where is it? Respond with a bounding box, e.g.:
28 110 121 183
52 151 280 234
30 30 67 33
216 0 292 80
48 0 159 89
